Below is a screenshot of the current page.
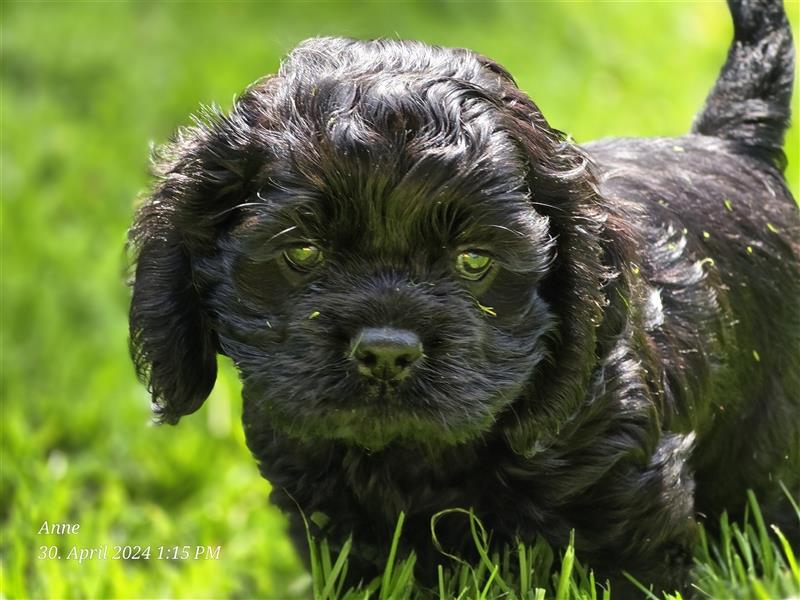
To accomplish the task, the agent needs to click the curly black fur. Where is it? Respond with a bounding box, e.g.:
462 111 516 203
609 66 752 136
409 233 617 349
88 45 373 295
129 0 799 593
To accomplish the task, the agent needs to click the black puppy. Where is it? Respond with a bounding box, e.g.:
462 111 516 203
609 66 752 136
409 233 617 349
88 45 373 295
129 0 799 592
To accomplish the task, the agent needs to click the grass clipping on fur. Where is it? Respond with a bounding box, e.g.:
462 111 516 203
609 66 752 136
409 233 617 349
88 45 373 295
299 486 800 599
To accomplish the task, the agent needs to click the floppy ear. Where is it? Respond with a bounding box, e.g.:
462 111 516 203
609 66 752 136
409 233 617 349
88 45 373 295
129 222 218 424
128 96 270 423
490 86 614 453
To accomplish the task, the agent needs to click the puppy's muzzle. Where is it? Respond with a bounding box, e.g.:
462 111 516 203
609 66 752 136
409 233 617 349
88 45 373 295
350 327 423 382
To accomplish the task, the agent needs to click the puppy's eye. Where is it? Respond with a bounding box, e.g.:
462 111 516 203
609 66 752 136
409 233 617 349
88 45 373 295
455 251 493 281
283 244 323 272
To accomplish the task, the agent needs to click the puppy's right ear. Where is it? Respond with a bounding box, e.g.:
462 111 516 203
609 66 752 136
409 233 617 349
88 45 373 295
129 220 218 424
128 82 274 423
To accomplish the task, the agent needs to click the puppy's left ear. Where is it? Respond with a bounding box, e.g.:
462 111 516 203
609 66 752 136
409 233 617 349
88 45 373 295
491 84 613 453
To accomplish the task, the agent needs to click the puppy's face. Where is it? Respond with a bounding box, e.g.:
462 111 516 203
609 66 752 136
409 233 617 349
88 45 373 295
131 38 594 450
213 131 555 449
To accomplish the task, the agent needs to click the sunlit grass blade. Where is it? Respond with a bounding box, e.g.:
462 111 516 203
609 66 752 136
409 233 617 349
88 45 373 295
467 510 513 595
380 512 409 600
622 571 660 600
770 525 799 584
554 531 575 600
747 490 774 576
320 537 352 600
518 541 529 596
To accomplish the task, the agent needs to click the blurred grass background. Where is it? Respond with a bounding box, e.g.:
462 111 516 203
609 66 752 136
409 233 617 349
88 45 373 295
2 1 798 598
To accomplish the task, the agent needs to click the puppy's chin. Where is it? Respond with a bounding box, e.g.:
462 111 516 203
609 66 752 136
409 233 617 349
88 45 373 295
247 383 514 451
309 408 494 451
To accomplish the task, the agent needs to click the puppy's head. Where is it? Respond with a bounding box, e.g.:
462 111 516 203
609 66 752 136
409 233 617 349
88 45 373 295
129 38 603 451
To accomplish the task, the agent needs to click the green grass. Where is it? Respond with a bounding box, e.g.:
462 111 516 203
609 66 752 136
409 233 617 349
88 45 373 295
2 1 799 598
687 488 800 600
298 492 800 599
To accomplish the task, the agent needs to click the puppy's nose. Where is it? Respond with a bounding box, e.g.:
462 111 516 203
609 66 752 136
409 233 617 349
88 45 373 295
350 327 423 382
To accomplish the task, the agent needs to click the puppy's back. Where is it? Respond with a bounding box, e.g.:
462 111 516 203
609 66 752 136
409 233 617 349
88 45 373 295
584 138 799 524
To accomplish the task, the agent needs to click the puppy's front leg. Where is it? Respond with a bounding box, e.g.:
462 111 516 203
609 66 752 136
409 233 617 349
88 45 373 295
575 433 698 597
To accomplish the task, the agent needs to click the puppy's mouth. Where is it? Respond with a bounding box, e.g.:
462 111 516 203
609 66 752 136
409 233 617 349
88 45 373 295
360 380 406 403
305 401 494 451
254 367 508 451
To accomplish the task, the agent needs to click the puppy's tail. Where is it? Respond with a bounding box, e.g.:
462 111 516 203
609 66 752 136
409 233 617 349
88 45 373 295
691 0 794 170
